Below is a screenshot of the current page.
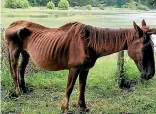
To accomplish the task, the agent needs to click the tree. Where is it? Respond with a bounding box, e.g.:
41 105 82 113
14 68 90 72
104 0 117 6
147 0 156 8
122 0 137 9
58 0 69 10
47 1 55 9
116 0 130 7
86 4 92 10
68 0 92 7
4 0 29 9
28 0 38 6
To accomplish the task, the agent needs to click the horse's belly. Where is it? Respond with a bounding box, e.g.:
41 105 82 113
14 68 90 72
26 37 69 70
29 54 67 71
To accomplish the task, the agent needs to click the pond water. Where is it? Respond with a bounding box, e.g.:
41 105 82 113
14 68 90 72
1 10 156 28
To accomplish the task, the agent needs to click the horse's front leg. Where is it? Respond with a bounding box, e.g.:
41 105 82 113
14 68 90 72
8 47 21 97
78 70 90 112
18 51 30 93
61 68 80 113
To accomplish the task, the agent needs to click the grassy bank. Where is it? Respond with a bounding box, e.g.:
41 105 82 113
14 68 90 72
1 55 156 114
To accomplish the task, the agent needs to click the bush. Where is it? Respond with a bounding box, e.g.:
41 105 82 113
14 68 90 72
86 4 92 10
47 1 55 9
122 0 150 10
4 0 29 9
98 4 106 10
137 4 150 11
58 0 69 10
122 0 137 9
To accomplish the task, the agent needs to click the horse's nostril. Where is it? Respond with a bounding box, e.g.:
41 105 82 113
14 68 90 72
141 73 154 80
146 73 154 80
141 72 146 79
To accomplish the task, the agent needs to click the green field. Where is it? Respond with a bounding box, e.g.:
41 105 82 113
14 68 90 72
1 10 156 114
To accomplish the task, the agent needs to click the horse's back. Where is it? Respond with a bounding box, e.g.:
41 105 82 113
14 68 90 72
6 21 49 34
5 21 88 71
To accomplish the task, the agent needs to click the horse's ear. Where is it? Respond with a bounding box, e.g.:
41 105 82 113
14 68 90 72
142 19 146 27
133 21 143 38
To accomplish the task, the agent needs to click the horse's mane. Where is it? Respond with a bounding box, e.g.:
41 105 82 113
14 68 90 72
59 21 81 30
81 25 135 53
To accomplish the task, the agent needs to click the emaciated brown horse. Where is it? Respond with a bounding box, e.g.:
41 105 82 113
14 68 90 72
5 20 155 112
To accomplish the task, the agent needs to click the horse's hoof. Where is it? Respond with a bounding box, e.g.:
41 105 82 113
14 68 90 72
61 106 68 114
15 87 21 96
80 106 90 113
61 97 69 113
9 92 19 99
21 88 27 94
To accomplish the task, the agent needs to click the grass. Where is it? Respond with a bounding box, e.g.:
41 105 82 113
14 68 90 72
1 55 156 114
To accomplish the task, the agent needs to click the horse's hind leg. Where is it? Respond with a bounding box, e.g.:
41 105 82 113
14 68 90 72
8 47 21 97
78 70 90 112
61 68 80 112
18 50 30 93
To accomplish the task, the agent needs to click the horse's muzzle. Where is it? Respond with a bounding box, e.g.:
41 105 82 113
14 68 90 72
141 72 155 80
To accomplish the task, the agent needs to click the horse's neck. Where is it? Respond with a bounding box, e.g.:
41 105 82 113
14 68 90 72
89 28 135 56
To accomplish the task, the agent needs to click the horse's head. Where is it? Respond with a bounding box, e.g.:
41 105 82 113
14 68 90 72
128 20 155 80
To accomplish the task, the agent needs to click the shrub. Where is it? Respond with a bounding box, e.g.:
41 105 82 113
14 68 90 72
58 0 69 10
98 4 106 10
4 0 29 9
47 1 55 9
137 4 150 11
122 0 137 9
86 4 92 10
122 0 150 10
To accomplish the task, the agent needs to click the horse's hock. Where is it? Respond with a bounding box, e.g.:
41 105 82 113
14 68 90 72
1 29 38 76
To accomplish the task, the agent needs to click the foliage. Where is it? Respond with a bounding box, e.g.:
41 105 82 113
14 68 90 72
122 0 137 9
58 0 69 10
4 0 29 9
98 4 106 10
68 0 91 7
28 0 38 6
122 0 150 10
28 0 50 6
47 1 55 9
137 4 150 10
103 0 117 6
25 0 155 9
86 4 92 10
139 0 156 9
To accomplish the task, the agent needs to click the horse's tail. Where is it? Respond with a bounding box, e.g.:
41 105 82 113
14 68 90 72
8 48 13 76
17 28 31 42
